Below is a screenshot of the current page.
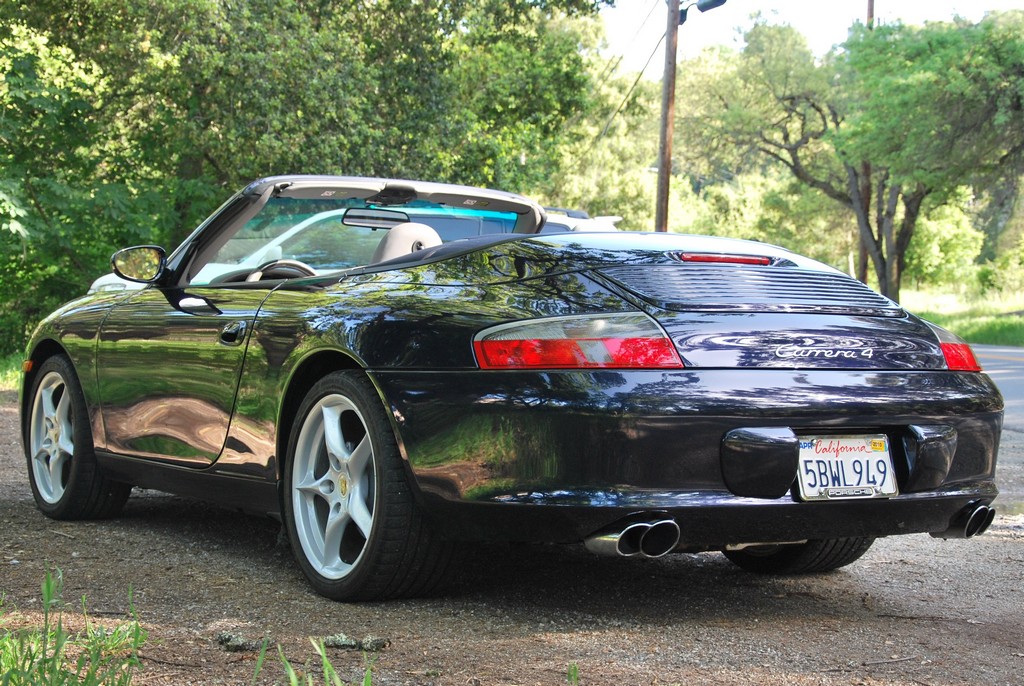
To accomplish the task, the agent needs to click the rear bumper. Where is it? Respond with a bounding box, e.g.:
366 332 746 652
418 484 998 546
371 368 1002 545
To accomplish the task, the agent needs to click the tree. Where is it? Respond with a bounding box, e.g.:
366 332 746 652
446 7 599 191
3 0 610 243
0 23 163 352
0 0 611 355
838 12 1024 300
675 13 1024 302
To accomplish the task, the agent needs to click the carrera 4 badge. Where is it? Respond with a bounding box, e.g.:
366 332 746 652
775 345 874 360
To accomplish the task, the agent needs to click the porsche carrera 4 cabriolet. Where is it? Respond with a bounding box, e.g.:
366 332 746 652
21 175 1002 600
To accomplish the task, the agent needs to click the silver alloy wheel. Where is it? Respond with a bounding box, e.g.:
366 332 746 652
291 393 376 580
29 370 75 504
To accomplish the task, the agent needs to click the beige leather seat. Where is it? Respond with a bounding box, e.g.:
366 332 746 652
370 222 443 263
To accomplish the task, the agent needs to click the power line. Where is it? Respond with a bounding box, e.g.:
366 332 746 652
595 0 662 85
572 0 669 166
592 30 667 150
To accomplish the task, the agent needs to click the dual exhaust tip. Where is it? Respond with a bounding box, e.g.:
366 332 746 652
931 502 996 540
584 517 681 559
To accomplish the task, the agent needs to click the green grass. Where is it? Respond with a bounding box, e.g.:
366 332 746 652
273 639 374 686
1 352 21 394
3 571 375 686
902 289 1024 346
0 569 146 685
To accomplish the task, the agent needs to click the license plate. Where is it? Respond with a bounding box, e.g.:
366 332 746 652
797 435 898 501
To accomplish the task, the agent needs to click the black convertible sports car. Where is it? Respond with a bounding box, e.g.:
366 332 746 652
21 176 1002 600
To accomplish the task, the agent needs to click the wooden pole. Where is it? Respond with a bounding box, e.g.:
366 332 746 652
655 0 680 232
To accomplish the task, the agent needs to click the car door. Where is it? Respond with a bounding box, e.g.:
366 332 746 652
94 285 271 465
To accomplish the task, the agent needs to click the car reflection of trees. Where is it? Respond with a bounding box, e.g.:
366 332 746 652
101 395 275 476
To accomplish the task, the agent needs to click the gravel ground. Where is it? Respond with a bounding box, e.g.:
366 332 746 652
2 395 1023 685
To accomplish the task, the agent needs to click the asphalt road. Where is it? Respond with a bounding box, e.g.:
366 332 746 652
975 345 1024 432
974 346 1024 516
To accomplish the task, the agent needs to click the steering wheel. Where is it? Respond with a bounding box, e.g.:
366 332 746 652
245 259 317 282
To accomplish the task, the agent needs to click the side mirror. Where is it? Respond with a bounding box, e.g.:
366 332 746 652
111 246 166 283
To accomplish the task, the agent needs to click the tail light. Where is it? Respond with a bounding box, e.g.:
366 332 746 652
473 313 684 370
941 343 981 372
926 322 982 372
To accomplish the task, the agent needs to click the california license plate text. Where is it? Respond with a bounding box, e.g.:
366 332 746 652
797 435 898 501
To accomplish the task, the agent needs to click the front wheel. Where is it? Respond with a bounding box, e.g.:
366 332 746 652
25 355 130 519
283 371 455 600
723 537 875 574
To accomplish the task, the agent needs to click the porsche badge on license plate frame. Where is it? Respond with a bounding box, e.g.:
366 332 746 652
797 435 898 501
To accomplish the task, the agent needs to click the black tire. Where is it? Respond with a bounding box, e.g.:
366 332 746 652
283 371 455 600
723 537 875 574
24 355 131 519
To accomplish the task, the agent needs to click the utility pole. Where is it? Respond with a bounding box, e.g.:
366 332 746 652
654 0 727 232
654 0 680 232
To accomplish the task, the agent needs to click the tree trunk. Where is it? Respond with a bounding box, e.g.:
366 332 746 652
879 183 900 302
842 164 930 304
891 185 928 303
845 163 889 295
856 162 871 282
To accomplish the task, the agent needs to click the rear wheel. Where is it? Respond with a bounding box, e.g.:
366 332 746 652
25 355 131 519
723 537 874 574
283 371 455 600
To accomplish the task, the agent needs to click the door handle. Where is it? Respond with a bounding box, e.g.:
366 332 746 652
219 320 248 346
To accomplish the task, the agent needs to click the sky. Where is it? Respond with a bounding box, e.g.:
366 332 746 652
600 0 1024 77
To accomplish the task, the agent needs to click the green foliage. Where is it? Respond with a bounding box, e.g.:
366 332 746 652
447 8 598 190
903 193 985 288
0 21 172 352
535 39 661 229
0 569 147 685
0 351 20 392
978 233 1024 295
674 169 858 270
1 571 387 686
0 0 610 356
932 313 1024 347
839 13 1024 195
834 14 1024 296
673 12 1024 302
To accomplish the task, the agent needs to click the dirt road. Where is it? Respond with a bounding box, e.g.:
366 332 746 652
2 398 1023 685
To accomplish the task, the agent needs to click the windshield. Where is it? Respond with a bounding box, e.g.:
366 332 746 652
190 195 521 285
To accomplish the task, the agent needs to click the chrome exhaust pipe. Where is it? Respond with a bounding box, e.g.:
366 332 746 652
584 518 681 558
640 519 682 558
584 522 648 557
931 503 996 539
968 505 996 537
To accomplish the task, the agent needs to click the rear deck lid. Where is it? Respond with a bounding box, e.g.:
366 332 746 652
593 256 946 370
